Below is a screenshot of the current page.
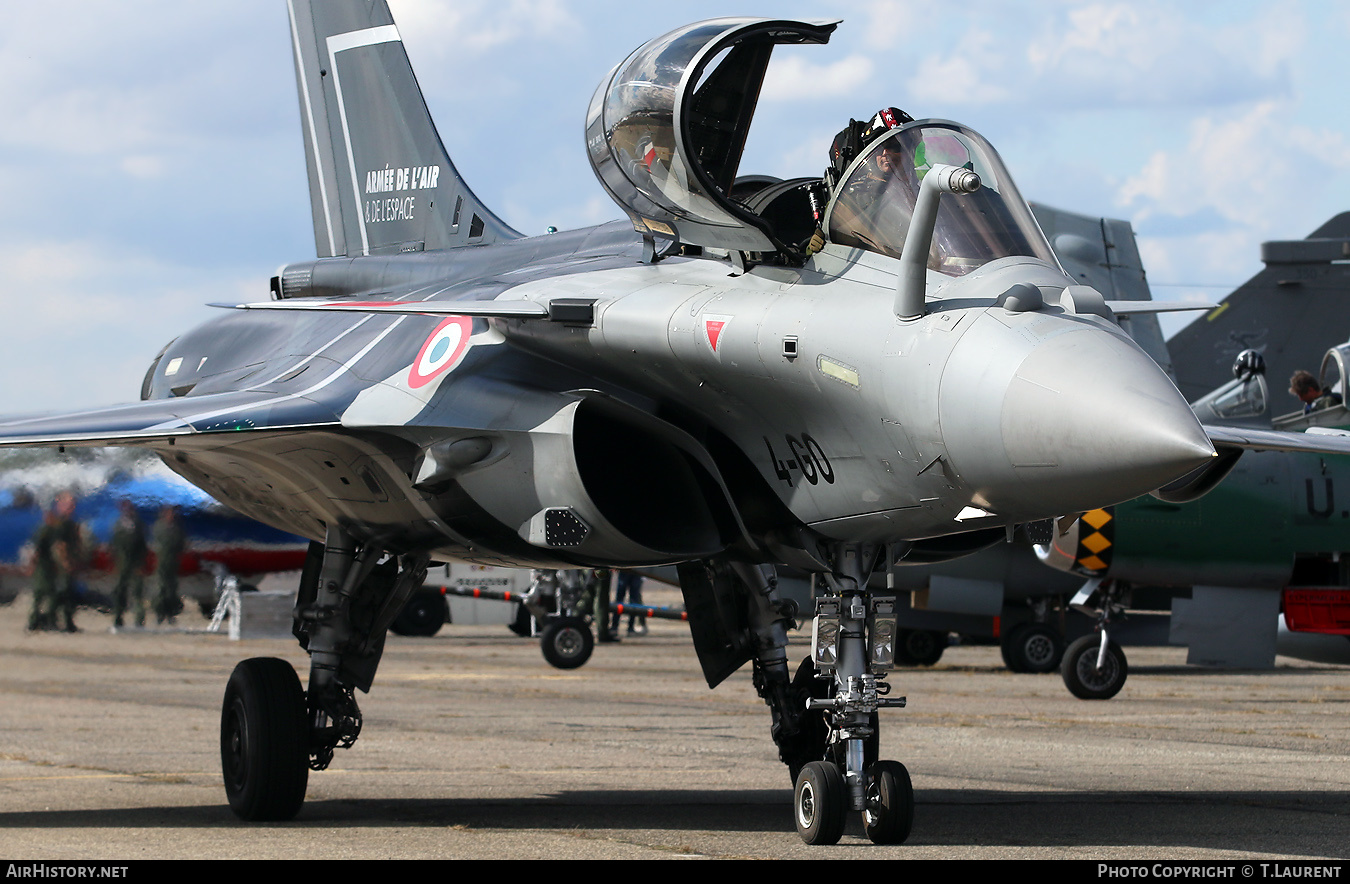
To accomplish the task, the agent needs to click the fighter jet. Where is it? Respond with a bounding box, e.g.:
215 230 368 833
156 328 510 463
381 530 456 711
0 2 1342 845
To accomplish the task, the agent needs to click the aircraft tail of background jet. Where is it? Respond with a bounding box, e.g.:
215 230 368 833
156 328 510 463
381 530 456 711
1029 202 1174 378
1167 212 1350 402
286 0 520 259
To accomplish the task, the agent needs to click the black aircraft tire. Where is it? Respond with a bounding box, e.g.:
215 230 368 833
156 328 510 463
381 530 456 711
220 657 309 821
507 603 534 637
1005 623 1064 674
863 760 914 845
1000 625 1025 672
794 760 847 846
898 629 946 667
390 589 447 637
540 616 594 669
1061 634 1128 700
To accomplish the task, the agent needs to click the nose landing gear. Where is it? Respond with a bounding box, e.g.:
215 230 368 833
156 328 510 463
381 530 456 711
1063 578 1129 700
788 543 915 845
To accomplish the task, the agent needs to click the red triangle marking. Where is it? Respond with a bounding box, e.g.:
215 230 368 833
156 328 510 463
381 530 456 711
706 319 726 351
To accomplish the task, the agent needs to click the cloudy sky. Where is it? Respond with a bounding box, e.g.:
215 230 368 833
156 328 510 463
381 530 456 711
1 0 1347 412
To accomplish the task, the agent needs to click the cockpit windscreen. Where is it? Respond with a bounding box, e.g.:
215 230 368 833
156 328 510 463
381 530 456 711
826 123 1057 277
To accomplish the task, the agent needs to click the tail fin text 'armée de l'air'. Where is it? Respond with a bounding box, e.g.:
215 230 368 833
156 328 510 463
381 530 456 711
287 0 520 258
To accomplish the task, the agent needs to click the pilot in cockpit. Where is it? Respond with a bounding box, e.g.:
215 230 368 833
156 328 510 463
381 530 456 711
825 107 913 189
806 107 913 255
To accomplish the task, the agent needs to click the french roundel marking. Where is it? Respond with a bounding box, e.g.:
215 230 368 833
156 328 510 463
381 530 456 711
408 316 472 388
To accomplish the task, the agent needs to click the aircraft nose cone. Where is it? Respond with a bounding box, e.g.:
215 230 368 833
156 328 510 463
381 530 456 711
940 322 1215 518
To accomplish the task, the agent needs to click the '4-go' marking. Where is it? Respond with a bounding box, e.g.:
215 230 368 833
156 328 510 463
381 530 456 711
764 433 834 487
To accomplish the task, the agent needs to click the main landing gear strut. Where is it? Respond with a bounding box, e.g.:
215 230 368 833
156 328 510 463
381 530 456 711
766 543 914 845
220 527 429 820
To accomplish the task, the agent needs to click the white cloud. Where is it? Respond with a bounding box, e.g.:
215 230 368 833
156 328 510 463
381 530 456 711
0 239 245 411
0 3 286 156
390 0 581 61
1118 102 1350 231
857 0 930 52
878 0 1303 110
120 155 167 180
1117 98 1350 323
760 54 876 102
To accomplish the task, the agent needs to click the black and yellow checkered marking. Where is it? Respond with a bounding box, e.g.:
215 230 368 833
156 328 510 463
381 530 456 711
1074 507 1114 574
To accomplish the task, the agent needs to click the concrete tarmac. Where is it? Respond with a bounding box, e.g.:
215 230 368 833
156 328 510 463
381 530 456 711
1 594 1348 860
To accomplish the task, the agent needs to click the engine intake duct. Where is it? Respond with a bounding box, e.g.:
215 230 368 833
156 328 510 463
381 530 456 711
1151 446 1243 503
569 397 741 559
450 391 745 564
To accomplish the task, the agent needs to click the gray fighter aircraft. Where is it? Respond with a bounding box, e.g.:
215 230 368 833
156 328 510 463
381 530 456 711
1 2 1344 846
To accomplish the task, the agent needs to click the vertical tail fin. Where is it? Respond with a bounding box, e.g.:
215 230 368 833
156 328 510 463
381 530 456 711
1031 203 1175 380
287 0 520 258
1167 213 1350 402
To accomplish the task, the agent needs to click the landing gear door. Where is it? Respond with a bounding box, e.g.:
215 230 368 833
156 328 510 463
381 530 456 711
586 18 838 255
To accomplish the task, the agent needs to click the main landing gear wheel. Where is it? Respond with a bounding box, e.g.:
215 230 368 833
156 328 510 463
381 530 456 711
507 603 534 637
539 616 594 669
794 760 847 845
863 759 914 845
896 629 946 666
390 589 446 637
1002 623 1065 673
1061 634 1128 700
221 657 309 821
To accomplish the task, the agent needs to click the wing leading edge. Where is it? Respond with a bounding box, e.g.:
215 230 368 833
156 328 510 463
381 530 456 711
1204 424 1350 457
0 391 340 449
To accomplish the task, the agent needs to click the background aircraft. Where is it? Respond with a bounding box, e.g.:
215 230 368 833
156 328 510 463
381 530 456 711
0 2 1342 848
1170 213 1350 403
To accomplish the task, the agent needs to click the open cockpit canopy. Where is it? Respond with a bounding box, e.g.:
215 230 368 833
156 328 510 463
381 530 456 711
586 18 838 255
824 122 1059 277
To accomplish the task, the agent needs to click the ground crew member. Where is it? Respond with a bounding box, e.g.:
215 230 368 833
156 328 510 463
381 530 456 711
152 505 185 624
583 568 617 642
27 492 82 632
110 500 149 629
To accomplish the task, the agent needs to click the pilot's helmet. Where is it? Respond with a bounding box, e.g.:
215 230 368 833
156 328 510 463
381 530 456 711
826 107 913 187
861 107 913 145
1232 349 1266 380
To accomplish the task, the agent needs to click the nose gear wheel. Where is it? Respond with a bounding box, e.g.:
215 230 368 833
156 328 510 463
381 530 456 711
1062 634 1128 700
862 760 914 844
794 760 847 845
